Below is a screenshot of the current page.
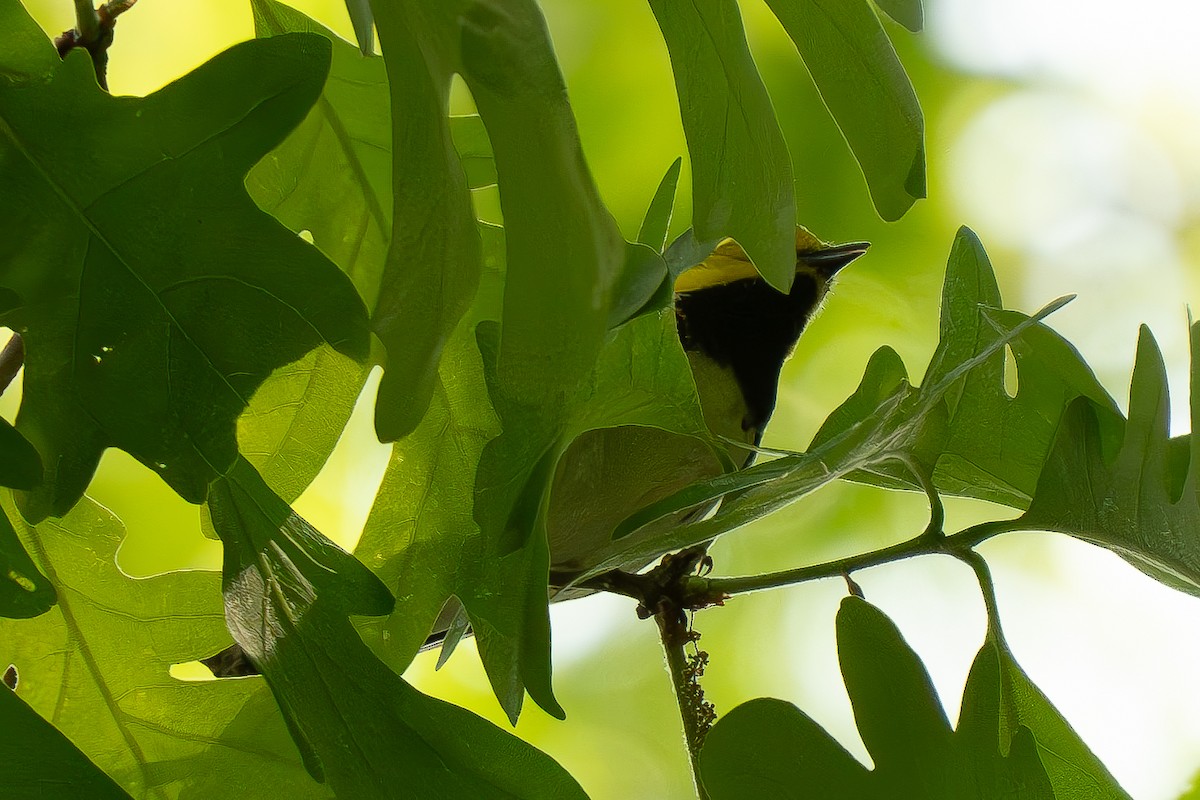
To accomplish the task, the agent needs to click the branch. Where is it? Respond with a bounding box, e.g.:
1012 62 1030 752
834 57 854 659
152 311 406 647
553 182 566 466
654 596 713 800
55 0 138 91
0 334 24 397
684 517 1026 600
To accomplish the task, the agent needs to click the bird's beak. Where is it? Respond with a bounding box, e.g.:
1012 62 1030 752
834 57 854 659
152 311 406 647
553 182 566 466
800 241 870 278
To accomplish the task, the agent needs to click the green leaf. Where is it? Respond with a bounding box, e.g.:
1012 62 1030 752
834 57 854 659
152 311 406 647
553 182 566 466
247 0 393 499
356 220 714 720
637 157 682 253
763 0 925 219
981 636 1131 799
912 229 1119 507
0 685 131 799
1016 323 1200 596
459 0 627 606
873 0 924 32
0 505 53 618
209 458 584 798
451 113 498 189
648 0 797 292
0 494 322 799
369 1 484 441
249 0 391 311
0 415 41 490
343 0 375 55
699 598 1055 799
0 7 369 520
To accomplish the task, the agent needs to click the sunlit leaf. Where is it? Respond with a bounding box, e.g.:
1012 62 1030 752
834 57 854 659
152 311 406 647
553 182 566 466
0 494 321 799
764 0 925 219
0 7 369 519
249 0 391 311
649 0 797 292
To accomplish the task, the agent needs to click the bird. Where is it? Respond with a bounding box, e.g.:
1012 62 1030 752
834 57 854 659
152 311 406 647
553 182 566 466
542 226 869 576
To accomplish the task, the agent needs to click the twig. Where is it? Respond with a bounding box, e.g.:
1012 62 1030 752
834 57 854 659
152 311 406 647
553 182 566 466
654 598 713 800
0 334 24 397
54 0 138 91
685 517 1026 600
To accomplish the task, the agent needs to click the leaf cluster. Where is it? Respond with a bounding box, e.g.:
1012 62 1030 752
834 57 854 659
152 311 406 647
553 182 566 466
0 0 1192 798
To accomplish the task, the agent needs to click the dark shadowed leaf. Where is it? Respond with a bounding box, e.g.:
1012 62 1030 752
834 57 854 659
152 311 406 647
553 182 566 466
0 6 369 520
0 415 41 490
0 685 131 799
1016 323 1200 597
700 598 1055 799
209 458 584 798
0 505 53 619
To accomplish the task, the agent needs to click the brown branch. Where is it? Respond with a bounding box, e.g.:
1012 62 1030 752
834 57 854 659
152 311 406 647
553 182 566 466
0 334 24 397
54 0 138 91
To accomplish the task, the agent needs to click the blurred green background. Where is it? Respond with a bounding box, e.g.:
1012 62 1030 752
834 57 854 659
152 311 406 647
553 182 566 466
14 1 1200 798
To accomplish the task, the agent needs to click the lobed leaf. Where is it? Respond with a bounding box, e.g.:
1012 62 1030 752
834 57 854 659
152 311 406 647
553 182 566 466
246 0 392 499
764 0 925 220
0 5 369 520
208 458 584 798
1015 323 1200 597
0 685 131 799
0 494 323 799
458 1 628 674
369 0 485 442
648 0 797 292
699 598 1059 798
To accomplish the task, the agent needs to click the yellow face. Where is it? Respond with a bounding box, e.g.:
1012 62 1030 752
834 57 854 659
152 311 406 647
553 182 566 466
672 226 831 294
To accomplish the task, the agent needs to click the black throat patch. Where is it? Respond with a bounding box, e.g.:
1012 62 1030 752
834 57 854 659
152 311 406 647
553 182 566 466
674 272 821 439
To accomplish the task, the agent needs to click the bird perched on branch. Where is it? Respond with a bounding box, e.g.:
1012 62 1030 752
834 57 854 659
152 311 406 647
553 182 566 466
542 227 868 575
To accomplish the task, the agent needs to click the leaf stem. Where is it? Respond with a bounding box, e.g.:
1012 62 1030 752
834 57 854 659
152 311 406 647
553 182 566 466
949 544 1006 641
72 0 101 43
